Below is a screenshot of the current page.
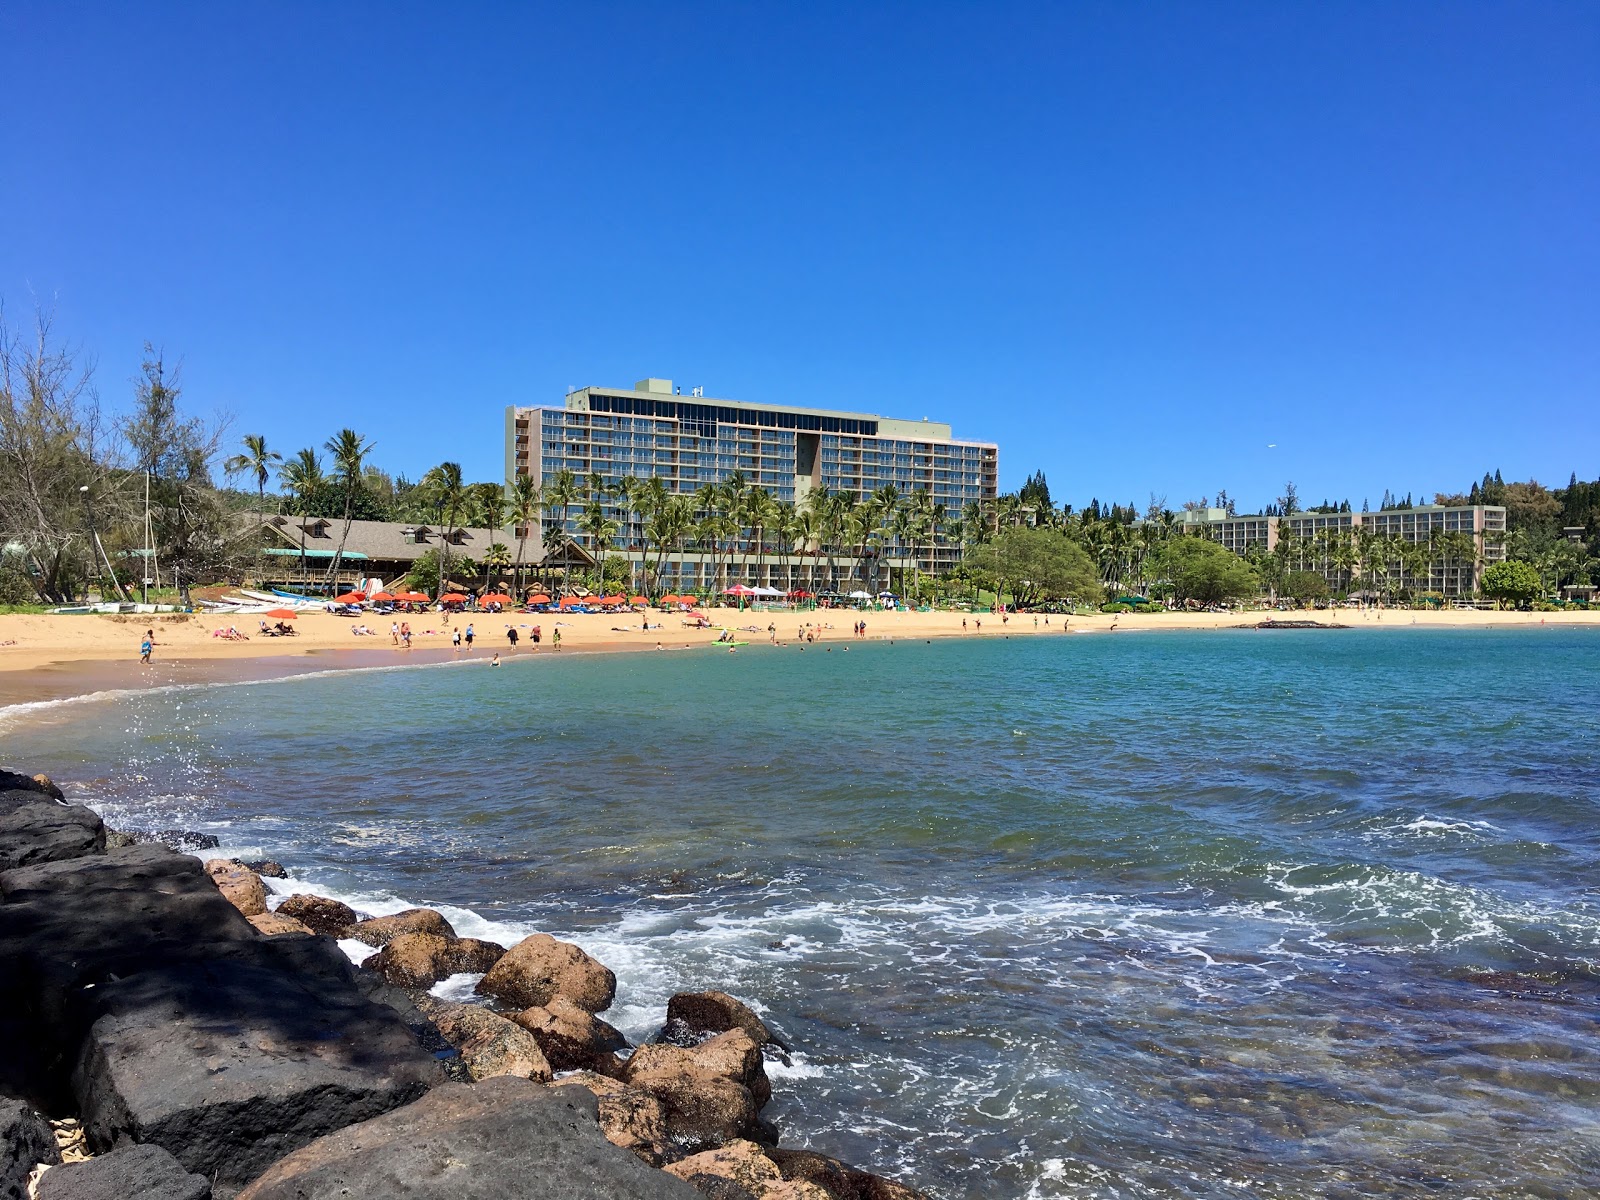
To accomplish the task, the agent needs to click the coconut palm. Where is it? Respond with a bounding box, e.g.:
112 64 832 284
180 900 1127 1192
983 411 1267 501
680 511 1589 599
577 501 619 591
508 476 543 596
421 461 467 599
469 483 506 589
225 433 283 532
277 447 324 583
323 429 374 584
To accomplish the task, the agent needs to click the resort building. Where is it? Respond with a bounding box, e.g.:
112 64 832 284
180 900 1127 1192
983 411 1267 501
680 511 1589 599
505 378 999 593
1176 504 1508 597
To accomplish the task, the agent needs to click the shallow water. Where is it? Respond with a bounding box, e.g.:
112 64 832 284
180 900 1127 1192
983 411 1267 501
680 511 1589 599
6 628 1600 1198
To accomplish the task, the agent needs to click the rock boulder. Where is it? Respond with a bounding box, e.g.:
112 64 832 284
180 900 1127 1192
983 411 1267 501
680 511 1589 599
234 1076 701 1200
768 1149 931 1200
249 911 312 937
3 1094 61 1200
0 770 64 800
666 1140 834 1199
662 991 787 1054
0 790 105 872
348 907 456 948
362 933 506 989
274 893 357 938
203 859 268 917
551 1071 675 1166
622 1030 771 1150
511 995 629 1073
412 996 551 1082
476 933 616 1013
33 1143 211 1200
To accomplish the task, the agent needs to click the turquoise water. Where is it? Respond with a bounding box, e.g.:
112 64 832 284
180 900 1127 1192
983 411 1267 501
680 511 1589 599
5 628 1600 1198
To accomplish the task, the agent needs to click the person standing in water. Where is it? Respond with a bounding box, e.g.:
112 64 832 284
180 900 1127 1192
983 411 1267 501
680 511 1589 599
464 622 475 650
139 632 153 664
552 627 562 651
507 626 519 650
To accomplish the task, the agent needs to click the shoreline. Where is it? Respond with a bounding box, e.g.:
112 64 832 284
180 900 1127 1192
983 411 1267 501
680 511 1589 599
2 606 1596 711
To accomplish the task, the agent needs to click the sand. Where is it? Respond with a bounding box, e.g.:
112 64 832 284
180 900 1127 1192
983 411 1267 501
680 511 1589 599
0 604 1595 708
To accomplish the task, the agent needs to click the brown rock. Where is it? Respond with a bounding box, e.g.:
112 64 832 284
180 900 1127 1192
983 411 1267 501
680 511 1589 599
348 907 456 948
249 911 312 936
510 995 629 1072
413 996 552 1082
275 893 357 938
767 1184 837 1200
621 1030 769 1149
32 773 66 801
666 1139 783 1193
664 990 784 1052
362 933 508 989
551 1071 674 1166
476 933 616 1013
768 1148 931 1200
203 859 267 917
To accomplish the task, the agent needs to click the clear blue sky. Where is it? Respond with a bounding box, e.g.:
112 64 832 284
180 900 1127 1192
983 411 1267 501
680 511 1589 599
4 3 1596 511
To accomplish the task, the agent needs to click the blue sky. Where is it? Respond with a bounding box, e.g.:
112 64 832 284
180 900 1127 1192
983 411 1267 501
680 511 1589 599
4 3 1596 511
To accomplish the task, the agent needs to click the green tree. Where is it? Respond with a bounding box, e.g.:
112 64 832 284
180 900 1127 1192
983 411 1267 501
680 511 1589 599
965 526 1102 608
507 475 543 596
1282 570 1331 606
1153 537 1261 606
420 461 466 598
322 428 374 584
1480 559 1542 608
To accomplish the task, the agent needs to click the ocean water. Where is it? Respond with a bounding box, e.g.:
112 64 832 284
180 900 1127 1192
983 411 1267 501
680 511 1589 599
4 628 1599 1199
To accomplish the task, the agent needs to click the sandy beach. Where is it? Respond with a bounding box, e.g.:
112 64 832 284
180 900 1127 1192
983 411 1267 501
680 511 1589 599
1 604 1596 709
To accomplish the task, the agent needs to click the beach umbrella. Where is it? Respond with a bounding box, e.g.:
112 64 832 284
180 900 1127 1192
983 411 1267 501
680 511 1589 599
368 591 395 603
527 593 551 604
659 594 679 605
630 595 647 606
724 584 756 596
264 608 297 619
439 592 469 603
333 592 365 604
480 593 512 605
849 590 871 599
394 590 430 603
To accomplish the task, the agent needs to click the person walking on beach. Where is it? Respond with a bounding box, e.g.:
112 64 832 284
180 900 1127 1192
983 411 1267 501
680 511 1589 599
464 623 475 650
531 624 542 646
452 628 462 651
139 633 152 664
507 626 519 650
962 617 968 631
390 621 399 646
400 621 412 649
552 628 562 651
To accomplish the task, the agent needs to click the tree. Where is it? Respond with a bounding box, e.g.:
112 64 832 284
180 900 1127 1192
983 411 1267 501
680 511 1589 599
965 526 1101 609
507 475 543 595
1277 481 1300 517
323 429 374 584
1480 559 1542 608
224 434 282 579
420 461 466 598
469 482 505 587
1153 537 1260 605
1282 570 1330 606
577 501 618 590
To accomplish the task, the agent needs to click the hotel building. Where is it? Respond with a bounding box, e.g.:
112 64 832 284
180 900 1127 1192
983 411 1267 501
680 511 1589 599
505 378 999 592
1177 504 1507 597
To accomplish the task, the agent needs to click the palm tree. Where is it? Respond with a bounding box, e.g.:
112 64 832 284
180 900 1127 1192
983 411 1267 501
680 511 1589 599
508 475 543 596
470 482 506 590
577 501 619 592
277 447 324 585
421 461 466 599
324 429 373 585
225 433 283 532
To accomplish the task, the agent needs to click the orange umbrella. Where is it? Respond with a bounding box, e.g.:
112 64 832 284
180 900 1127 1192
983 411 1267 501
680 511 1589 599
264 608 297 619
480 593 512 605
659 594 679 605
630 595 647 606
440 593 468 603
393 590 430 603
527 593 551 604
369 591 395 602
333 592 365 604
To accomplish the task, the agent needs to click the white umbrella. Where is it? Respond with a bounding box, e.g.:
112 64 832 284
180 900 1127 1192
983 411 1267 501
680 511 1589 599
849 590 872 599
752 586 783 597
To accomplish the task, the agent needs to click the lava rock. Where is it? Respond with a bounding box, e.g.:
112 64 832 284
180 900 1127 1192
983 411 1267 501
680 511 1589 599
124 830 221 852
362 933 505 989
243 860 288 879
2 1094 61 1200
234 1076 701 1200
622 1030 772 1150
510 995 629 1073
274 893 357 938
412 996 551 1082
348 907 456 948
71 948 438 1190
33 1143 210 1200
666 1140 834 1199
550 1071 675 1167
0 790 105 872
0 770 64 800
203 858 268 917
476 933 616 1013
248 911 313 936
661 991 789 1056
768 1148 932 1200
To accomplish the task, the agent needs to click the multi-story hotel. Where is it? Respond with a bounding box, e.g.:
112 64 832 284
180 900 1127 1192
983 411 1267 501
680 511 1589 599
505 378 999 592
1177 504 1507 597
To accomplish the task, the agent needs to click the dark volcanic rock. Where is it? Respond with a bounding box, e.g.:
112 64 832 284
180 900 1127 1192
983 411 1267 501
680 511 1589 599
348 907 455 948
551 1072 675 1166
0 790 105 872
125 829 221 853
0 770 64 800
243 860 287 879
476 932 617 1013
71 948 439 1190
661 991 789 1056
3 1094 61 1200
34 1143 211 1200
274 893 357 938
234 1076 701 1200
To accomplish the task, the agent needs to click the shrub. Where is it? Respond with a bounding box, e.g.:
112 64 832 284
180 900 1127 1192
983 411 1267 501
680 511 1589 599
1100 602 1133 614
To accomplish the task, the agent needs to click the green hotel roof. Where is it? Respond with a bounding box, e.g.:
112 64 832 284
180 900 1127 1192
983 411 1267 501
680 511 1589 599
261 548 369 560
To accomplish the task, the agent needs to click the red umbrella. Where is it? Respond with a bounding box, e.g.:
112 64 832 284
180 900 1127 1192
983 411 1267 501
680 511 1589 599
394 591 430 603
724 585 755 596
439 593 469 603
264 608 297 619
630 595 647 606
369 591 395 603
333 592 365 604
480 593 512 605
527 593 552 604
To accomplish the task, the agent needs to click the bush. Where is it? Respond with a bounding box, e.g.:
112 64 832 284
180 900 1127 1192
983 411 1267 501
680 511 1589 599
1100 602 1133 614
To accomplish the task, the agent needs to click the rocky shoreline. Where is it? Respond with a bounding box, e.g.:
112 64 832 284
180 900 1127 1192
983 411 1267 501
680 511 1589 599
0 766 926 1200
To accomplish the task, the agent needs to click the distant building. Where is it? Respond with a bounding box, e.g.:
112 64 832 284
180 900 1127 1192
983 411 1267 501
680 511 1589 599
506 377 999 592
1176 504 1507 597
